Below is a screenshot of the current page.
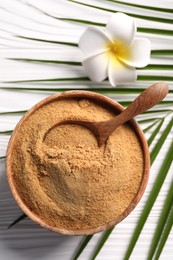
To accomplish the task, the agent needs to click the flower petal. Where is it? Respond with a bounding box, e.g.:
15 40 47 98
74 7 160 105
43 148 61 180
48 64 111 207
106 12 136 47
79 27 112 56
118 38 151 68
83 52 109 82
108 55 137 86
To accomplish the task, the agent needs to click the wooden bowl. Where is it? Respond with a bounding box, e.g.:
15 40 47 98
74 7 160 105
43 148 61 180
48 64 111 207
6 90 150 235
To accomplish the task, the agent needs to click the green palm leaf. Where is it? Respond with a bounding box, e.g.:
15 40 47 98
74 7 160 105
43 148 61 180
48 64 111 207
147 119 164 146
2 77 89 84
54 17 173 36
143 120 160 133
3 75 173 84
68 0 173 24
90 228 114 260
151 50 173 56
150 117 173 164
73 235 93 260
8 213 27 229
153 204 173 260
17 36 78 46
8 58 81 66
0 130 13 135
7 59 173 70
1 87 173 95
0 110 27 115
106 0 173 13
137 117 167 124
147 180 173 260
0 156 6 160
124 136 173 259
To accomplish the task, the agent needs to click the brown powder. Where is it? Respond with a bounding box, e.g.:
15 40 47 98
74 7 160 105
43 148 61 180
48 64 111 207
11 98 144 230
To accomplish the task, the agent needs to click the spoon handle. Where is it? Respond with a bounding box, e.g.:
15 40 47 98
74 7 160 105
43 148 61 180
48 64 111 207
114 82 169 126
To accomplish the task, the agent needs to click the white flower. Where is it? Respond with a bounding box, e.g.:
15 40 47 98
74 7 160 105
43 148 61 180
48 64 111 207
79 12 151 86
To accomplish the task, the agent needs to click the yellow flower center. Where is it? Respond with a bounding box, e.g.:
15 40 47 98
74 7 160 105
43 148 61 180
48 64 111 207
106 41 131 63
109 41 125 57
110 45 117 53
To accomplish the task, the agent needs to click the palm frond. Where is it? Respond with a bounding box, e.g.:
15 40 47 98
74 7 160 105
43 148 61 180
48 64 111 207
73 235 93 260
90 228 114 260
0 110 27 115
153 204 173 260
2 77 89 84
68 0 173 24
16 36 78 46
2 75 173 84
106 0 173 13
124 137 173 259
56 17 173 36
147 180 173 260
8 58 81 66
150 117 173 164
0 156 6 160
147 119 164 146
151 50 173 56
137 75 173 81
143 119 160 133
2 87 173 95
0 130 13 135
138 65 173 70
7 59 173 70
138 118 164 124
8 213 27 229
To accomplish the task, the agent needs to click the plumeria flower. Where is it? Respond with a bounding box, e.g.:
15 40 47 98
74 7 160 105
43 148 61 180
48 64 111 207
79 12 151 86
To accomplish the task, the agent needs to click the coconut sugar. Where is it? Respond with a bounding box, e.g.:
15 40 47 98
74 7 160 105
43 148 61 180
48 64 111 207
11 97 144 230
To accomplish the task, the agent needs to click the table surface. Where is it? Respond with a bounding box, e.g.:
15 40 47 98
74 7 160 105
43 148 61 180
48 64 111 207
0 0 173 259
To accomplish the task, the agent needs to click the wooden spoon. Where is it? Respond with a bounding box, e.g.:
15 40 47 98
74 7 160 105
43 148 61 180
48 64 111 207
59 82 169 147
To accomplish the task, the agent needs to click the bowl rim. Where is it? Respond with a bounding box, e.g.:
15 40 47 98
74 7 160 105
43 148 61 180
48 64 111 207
6 90 150 235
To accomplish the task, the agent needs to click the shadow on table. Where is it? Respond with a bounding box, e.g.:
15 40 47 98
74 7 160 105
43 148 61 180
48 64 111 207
0 161 80 260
